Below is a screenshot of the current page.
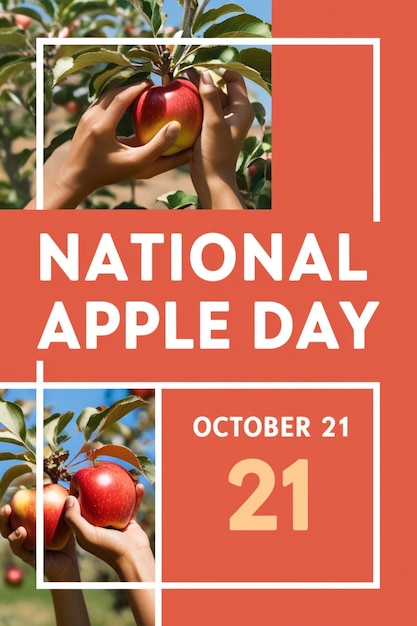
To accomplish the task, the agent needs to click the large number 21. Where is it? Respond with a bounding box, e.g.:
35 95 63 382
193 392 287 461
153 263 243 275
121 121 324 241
228 458 309 531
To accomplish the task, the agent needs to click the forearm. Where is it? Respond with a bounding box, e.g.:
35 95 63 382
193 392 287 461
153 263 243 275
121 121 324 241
51 589 91 626
114 545 155 582
23 164 86 210
195 175 246 210
125 589 155 626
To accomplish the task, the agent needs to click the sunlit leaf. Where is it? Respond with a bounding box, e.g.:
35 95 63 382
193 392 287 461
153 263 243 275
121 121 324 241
77 396 148 442
44 125 77 162
0 464 36 503
157 190 197 209
192 4 244 35
0 28 27 47
0 399 26 443
53 49 132 86
183 59 271 94
44 411 74 449
204 14 271 38
85 443 155 483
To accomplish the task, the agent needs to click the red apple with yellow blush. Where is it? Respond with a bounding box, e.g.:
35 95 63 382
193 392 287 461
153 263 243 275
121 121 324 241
132 78 203 156
69 462 137 529
9 483 72 551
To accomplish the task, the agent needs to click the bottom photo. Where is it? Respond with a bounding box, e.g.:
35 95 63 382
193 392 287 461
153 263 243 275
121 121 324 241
0 387 155 626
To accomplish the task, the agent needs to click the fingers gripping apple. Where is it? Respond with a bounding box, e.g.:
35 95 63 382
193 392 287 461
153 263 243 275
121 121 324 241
9 483 72 551
69 462 137 530
132 78 203 156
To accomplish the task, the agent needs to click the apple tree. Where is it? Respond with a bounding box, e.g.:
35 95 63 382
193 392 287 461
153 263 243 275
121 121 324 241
0 0 271 208
0 391 155 581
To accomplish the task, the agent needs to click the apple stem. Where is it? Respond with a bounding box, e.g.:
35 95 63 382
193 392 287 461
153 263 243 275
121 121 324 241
162 73 172 85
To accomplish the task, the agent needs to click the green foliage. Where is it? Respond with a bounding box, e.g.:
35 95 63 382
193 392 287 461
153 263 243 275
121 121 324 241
0 393 155 502
0 0 272 208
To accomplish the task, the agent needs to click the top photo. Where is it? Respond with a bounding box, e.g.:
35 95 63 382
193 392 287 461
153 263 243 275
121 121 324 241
0 0 272 210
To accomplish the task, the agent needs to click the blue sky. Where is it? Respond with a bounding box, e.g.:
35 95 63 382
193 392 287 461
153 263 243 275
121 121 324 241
0 388 155 494
162 0 271 29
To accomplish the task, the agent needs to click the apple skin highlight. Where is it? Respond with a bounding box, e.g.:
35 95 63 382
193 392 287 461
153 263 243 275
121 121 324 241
132 78 203 156
70 462 137 530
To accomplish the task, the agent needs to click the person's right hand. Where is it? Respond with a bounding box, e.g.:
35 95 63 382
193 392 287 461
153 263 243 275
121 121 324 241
190 70 254 209
64 483 155 582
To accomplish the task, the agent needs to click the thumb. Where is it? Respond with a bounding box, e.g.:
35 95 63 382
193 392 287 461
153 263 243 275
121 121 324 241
138 120 181 161
64 495 90 535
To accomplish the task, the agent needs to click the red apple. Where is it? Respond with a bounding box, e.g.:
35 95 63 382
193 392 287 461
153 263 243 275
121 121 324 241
69 462 137 530
14 14 32 30
4 564 24 586
129 388 155 400
9 484 72 551
64 101 81 116
132 78 203 156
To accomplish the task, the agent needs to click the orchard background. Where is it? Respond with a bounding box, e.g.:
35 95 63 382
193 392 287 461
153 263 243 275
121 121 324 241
0 386 155 622
0 0 272 208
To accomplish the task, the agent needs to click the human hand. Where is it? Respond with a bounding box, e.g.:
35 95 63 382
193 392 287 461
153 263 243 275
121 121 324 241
39 82 192 209
0 503 79 582
190 70 254 209
64 483 155 582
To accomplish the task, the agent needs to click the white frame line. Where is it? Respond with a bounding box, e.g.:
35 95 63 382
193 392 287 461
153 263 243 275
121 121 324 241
32 363 380 592
36 37 380 221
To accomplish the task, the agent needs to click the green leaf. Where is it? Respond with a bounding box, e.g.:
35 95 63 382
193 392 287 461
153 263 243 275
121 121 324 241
77 395 148 442
91 65 150 99
27 0 56 19
44 411 74 449
83 444 155 483
44 125 77 162
0 452 32 462
157 190 197 209
11 6 48 27
124 48 161 64
137 455 155 483
14 148 35 170
184 59 271 94
129 0 165 36
204 14 271 38
0 56 34 87
0 431 27 447
60 0 118 24
53 48 132 86
0 399 26 443
0 464 36 503
0 28 27 47
251 101 266 127
240 47 271 86
193 4 244 34
181 45 241 67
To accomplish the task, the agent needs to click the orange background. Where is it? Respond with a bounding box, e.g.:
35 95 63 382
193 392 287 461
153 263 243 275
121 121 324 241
0 0 416 623
162 388 374 583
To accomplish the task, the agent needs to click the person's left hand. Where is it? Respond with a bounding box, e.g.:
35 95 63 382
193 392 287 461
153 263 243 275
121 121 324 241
0 503 80 582
39 82 193 209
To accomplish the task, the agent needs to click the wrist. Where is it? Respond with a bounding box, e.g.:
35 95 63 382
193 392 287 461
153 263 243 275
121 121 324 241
194 174 246 210
114 545 155 582
42 158 90 209
47 561 81 583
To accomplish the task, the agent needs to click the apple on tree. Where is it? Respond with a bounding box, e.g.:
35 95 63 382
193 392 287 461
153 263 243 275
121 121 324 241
9 483 72 551
69 462 137 529
132 78 203 156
